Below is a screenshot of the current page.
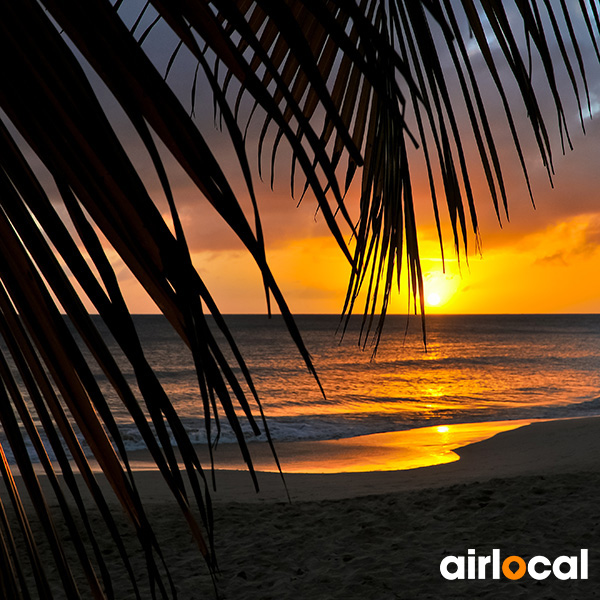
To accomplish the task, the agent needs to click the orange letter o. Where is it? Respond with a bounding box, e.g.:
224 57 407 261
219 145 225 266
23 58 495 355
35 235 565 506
502 556 526 580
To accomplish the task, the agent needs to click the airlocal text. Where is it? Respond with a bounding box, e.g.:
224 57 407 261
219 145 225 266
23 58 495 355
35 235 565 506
440 549 588 580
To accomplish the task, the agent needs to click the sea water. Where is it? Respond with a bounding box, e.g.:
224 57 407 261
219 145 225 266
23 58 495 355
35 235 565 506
108 313 600 449
4 314 600 461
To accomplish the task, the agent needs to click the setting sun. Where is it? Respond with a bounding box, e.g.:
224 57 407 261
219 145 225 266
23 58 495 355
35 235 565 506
422 269 461 310
427 292 442 306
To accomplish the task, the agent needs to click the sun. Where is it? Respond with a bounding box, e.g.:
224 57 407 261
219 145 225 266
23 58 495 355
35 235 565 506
427 292 442 307
423 271 460 309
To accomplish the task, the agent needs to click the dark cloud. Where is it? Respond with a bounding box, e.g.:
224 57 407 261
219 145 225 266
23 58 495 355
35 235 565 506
534 251 569 267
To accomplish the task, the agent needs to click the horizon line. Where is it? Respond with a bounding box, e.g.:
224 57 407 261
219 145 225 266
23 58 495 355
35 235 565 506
81 312 600 317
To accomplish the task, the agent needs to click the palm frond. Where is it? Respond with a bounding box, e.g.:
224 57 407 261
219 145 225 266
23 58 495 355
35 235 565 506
0 0 597 597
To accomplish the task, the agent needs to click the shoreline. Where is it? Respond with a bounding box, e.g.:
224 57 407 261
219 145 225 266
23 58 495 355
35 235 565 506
19 416 600 505
117 415 600 504
125 418 536 475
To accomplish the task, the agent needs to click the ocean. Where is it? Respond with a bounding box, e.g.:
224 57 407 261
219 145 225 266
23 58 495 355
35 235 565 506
5 314 600 462
101 313 600 449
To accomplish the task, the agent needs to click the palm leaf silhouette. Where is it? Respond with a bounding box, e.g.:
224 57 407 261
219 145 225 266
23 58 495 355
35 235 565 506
0 0 596 597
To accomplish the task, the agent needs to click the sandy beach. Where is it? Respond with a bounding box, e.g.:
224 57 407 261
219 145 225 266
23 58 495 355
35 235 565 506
9 416 600 598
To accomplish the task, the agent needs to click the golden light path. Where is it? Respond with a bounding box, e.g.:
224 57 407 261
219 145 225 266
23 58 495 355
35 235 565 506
125 420 536 474
242 420 534 473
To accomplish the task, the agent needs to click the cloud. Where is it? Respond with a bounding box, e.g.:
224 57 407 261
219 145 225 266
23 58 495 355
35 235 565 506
532 214 600 267
534 251 569 267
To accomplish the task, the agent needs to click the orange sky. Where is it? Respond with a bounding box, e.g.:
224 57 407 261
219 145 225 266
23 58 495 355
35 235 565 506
95 5 600 316
112 105 600 316
115 143 600 316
